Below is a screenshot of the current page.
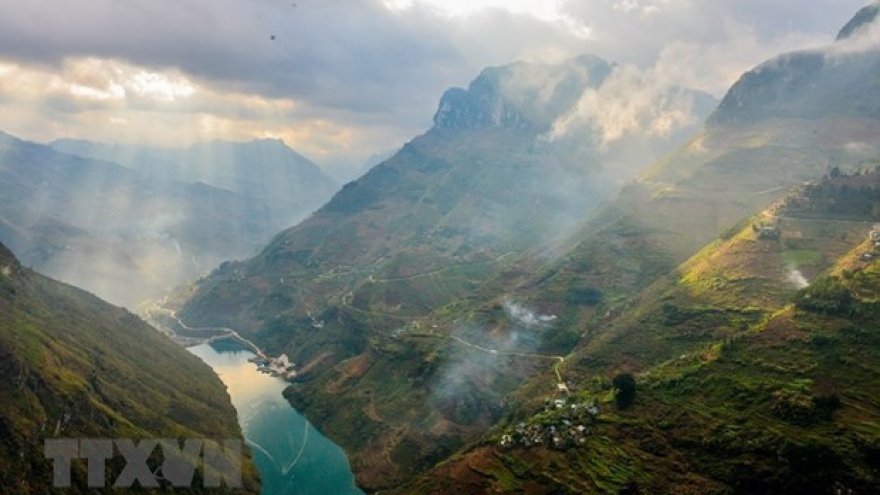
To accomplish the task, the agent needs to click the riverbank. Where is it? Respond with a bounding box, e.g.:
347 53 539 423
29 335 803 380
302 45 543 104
188 341 364 495
141 306 305 380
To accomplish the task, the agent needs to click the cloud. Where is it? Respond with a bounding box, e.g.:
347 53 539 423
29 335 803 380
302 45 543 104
827 10 880 54
503 298 557 328
558 0 868 90
0 0 870 169
549 63 701 145
0 0 598 169
0 1 436 106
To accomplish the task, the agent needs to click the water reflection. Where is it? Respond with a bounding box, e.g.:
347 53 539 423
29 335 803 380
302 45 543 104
188 341 364 495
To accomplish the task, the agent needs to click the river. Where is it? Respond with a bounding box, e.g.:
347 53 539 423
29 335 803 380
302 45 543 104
188 340 364 495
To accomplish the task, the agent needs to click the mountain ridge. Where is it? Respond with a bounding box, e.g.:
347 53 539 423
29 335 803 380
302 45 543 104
433 55 614 131
837 1 880 40
396 170 880 494
1 132 337 308
166 19 880 489
0 241 261 493
49 137 338 227
169 52 717 489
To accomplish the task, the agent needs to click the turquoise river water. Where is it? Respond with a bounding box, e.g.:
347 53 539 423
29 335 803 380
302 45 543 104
188 341 364 495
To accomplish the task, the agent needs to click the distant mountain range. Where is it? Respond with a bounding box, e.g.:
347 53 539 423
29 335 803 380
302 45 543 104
50 138 337 231
0 133 337 307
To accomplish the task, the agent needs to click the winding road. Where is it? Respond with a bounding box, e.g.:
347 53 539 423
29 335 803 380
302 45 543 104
166 312 267 360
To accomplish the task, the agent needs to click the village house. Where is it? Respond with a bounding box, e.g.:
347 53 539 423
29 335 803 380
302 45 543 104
869 224 880 247
256 353 297 380
754 222 781 240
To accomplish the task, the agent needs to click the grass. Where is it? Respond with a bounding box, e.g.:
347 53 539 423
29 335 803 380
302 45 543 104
0 248 261 494
782 248 822 267
399 174 880 493
172 110 880 493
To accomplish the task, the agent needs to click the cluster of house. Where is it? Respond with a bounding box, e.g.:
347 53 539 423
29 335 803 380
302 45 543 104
860 224 880 261
499 397 601 451
869 224 880 248
753 221 781 240
250 354 298 380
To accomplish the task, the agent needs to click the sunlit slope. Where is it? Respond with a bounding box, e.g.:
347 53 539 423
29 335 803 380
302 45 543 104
482 119 880 364
0 242 260 494
383 13 880 492
398 172 880 495
528 54 880 314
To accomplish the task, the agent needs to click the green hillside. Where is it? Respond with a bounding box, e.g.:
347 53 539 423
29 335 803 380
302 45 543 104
169 6 880 492
162 53 725 490
0 242 260 493
397 172 880 495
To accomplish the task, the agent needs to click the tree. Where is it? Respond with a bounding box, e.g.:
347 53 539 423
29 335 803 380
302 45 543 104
612 373 637 410
794 275 853 315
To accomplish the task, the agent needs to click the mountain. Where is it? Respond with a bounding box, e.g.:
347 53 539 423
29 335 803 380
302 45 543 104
373 6 880 494
49 137 338 240
0 241 260 493
711 2 880 127
707 51 880 127
398 171 880 494
167 54 716 489
1 132 335 308
432 55 610 131
837 1 880 40
171 6 880 491
177 54 715 332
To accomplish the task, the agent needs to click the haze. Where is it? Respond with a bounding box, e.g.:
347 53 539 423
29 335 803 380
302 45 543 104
0 0 866 179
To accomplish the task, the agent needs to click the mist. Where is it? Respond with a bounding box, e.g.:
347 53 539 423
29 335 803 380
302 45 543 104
449 56 720 248
502 298 557 328
549 64 706 147
0 132 337 309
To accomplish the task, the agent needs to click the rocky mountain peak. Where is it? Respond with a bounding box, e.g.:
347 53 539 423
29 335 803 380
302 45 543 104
432 55 613 131
432 76 529 131
837 1 880 41
708 2 880 128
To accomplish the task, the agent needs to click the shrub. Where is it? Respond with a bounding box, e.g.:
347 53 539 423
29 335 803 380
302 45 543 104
794 276 853 315
564 287 604 306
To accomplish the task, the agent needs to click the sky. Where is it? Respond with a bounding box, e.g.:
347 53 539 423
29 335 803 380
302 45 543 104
0 0 871 179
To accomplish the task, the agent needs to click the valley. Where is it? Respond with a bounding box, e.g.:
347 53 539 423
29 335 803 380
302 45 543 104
0 241 262 493
397 177 880 493
1 2 879 494
169 8 880 493
0 134 337 308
